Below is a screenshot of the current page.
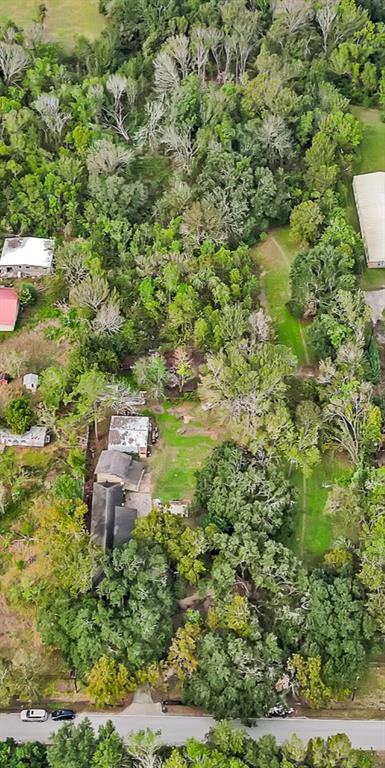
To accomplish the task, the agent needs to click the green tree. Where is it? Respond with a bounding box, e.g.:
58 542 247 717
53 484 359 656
6 396 33 434
48 719 96 768
290 201 324 246
87 656 133 708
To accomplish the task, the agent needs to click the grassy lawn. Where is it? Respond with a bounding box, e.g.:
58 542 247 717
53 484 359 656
290 453 352 565
254 228 314 365
148 399 222 503
0 0 105 48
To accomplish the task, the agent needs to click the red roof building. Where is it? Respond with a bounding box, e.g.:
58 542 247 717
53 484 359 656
0 287 19 331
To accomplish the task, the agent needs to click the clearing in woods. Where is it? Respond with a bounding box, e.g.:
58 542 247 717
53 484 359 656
254 228 313 366
0 0 105 48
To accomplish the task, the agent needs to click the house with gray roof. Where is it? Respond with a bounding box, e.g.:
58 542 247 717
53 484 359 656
95 449 144 491
90 481 137 551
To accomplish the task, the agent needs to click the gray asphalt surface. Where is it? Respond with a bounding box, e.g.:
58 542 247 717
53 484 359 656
1 714 385 749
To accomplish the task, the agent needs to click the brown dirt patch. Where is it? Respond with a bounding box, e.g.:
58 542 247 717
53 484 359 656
169 405 194 423
0 322 68 375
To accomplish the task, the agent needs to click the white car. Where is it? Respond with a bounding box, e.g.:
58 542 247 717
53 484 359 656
20 709 48 722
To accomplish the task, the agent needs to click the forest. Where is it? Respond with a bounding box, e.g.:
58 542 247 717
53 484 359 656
0 721 378 768
0 0 385 718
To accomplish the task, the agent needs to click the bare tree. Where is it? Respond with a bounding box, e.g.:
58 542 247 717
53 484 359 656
25 22 46 48
70 274 110 312
105 74 137 142
87 139 134 175
258 113 292 161
154 50 180 95
232 8 261 81
316 0 338 54
92 298 124 335
32 93 70 142
191 26 211 82
135 100 165 149
125 729 163 768
55 241 91 287
165 34 190 78
97 381 145 413
207 27 223 77
0 42 30 85
160 126 196 173
249 309 273 345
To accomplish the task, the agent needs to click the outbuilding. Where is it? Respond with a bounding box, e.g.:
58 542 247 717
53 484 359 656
0 426 49 448
108 416 150 458
0 287 19 331
0 237 54 278
23 373 39 392
353 172 385 268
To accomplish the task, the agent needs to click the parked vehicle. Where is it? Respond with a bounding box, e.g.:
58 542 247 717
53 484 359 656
51 709 76 721
20 709 48 722
161 699 182 713
266 705 294 718
150 422 159 444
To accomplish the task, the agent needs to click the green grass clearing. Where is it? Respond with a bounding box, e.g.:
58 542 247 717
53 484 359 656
148 399 223 503
0 0 105 49
254 228 314 365
290 453 352 565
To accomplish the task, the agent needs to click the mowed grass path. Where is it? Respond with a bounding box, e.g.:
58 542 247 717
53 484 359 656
290 453 352 565
254 228 313 365
1 0 105 48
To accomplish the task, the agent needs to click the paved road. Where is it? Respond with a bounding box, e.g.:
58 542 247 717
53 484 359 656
1 714 385 750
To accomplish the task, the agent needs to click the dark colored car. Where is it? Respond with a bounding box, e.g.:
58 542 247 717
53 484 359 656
51 709 76 721
161 699 182 713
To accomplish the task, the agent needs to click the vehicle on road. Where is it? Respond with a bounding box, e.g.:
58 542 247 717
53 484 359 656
161 699 182 713
266 705 294 718
51 709 76 721
20 709 48 722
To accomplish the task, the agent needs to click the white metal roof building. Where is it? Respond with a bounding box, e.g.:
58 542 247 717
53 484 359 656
0 237 54 277
0 426 49 448
353 172 385 268
23 373 39 392
108 416 150 458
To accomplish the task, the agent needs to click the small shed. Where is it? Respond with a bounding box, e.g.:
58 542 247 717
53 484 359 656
108 416 150 458
0 287 19 331
0 237 54 278
23 373 39 392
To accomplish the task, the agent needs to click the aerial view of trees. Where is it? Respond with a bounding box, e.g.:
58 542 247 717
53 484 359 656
0 0 385 725
0 722 376 768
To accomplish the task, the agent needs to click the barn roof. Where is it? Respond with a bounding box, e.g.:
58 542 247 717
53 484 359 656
353 172 385 267
0 287 19 328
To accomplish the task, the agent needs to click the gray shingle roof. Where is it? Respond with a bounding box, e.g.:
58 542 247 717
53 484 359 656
95 449 144 490
90 482 138 551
